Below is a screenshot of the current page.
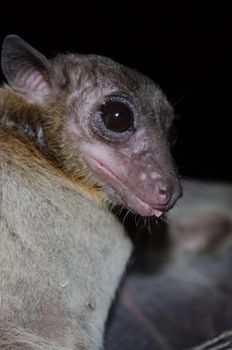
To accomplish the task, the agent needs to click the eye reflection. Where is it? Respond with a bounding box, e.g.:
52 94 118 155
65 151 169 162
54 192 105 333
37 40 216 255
101 101 134 133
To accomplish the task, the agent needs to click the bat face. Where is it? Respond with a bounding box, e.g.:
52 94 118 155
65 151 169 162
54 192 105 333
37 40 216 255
63 56 182 217
1 36 182 217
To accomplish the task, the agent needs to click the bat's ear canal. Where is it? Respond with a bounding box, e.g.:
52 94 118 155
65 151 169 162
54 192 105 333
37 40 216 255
1 35 65 103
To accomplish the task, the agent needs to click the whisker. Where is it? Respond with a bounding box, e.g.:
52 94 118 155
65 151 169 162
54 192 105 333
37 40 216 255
122 208 131 225
155 218 161 230
170 82 195 107
147 219 152 234
135 214 142 227
161 215 169 224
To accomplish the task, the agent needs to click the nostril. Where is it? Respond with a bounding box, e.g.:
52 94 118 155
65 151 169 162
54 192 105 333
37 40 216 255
156 186 171 205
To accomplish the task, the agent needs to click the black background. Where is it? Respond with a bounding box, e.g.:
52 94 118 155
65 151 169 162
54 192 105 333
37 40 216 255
0 3 230 180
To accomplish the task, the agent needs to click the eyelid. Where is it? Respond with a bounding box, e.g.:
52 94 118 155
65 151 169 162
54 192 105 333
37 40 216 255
104 94 136 109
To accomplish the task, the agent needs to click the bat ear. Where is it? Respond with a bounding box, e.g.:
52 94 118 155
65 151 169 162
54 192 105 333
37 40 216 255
1 35 64 103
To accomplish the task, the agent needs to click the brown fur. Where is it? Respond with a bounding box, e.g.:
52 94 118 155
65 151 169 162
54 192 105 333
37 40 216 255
0 126 132 349
0 87 105 206
0 35 181 349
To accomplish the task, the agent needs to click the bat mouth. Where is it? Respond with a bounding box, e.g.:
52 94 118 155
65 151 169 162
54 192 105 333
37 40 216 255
85 156 164 217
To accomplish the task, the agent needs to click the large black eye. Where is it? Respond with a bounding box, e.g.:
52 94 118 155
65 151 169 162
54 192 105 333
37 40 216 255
101 101 134 132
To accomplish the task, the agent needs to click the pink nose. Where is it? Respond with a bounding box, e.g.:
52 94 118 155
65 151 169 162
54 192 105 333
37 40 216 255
156 185 171 205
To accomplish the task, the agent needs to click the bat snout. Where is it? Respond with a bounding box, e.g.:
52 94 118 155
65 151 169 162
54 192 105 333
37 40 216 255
155 184 172 206
147 177 183 212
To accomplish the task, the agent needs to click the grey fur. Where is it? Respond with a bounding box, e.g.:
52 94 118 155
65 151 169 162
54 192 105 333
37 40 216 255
0 144 132 349
0 35 181 349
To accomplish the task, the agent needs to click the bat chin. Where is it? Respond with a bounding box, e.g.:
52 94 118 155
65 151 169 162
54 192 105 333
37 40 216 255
122 191 164 218
84 155 164 218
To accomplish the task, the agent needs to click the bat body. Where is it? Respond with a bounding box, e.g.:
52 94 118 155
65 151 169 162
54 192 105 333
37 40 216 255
0 129 132 349
0 36 181 349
